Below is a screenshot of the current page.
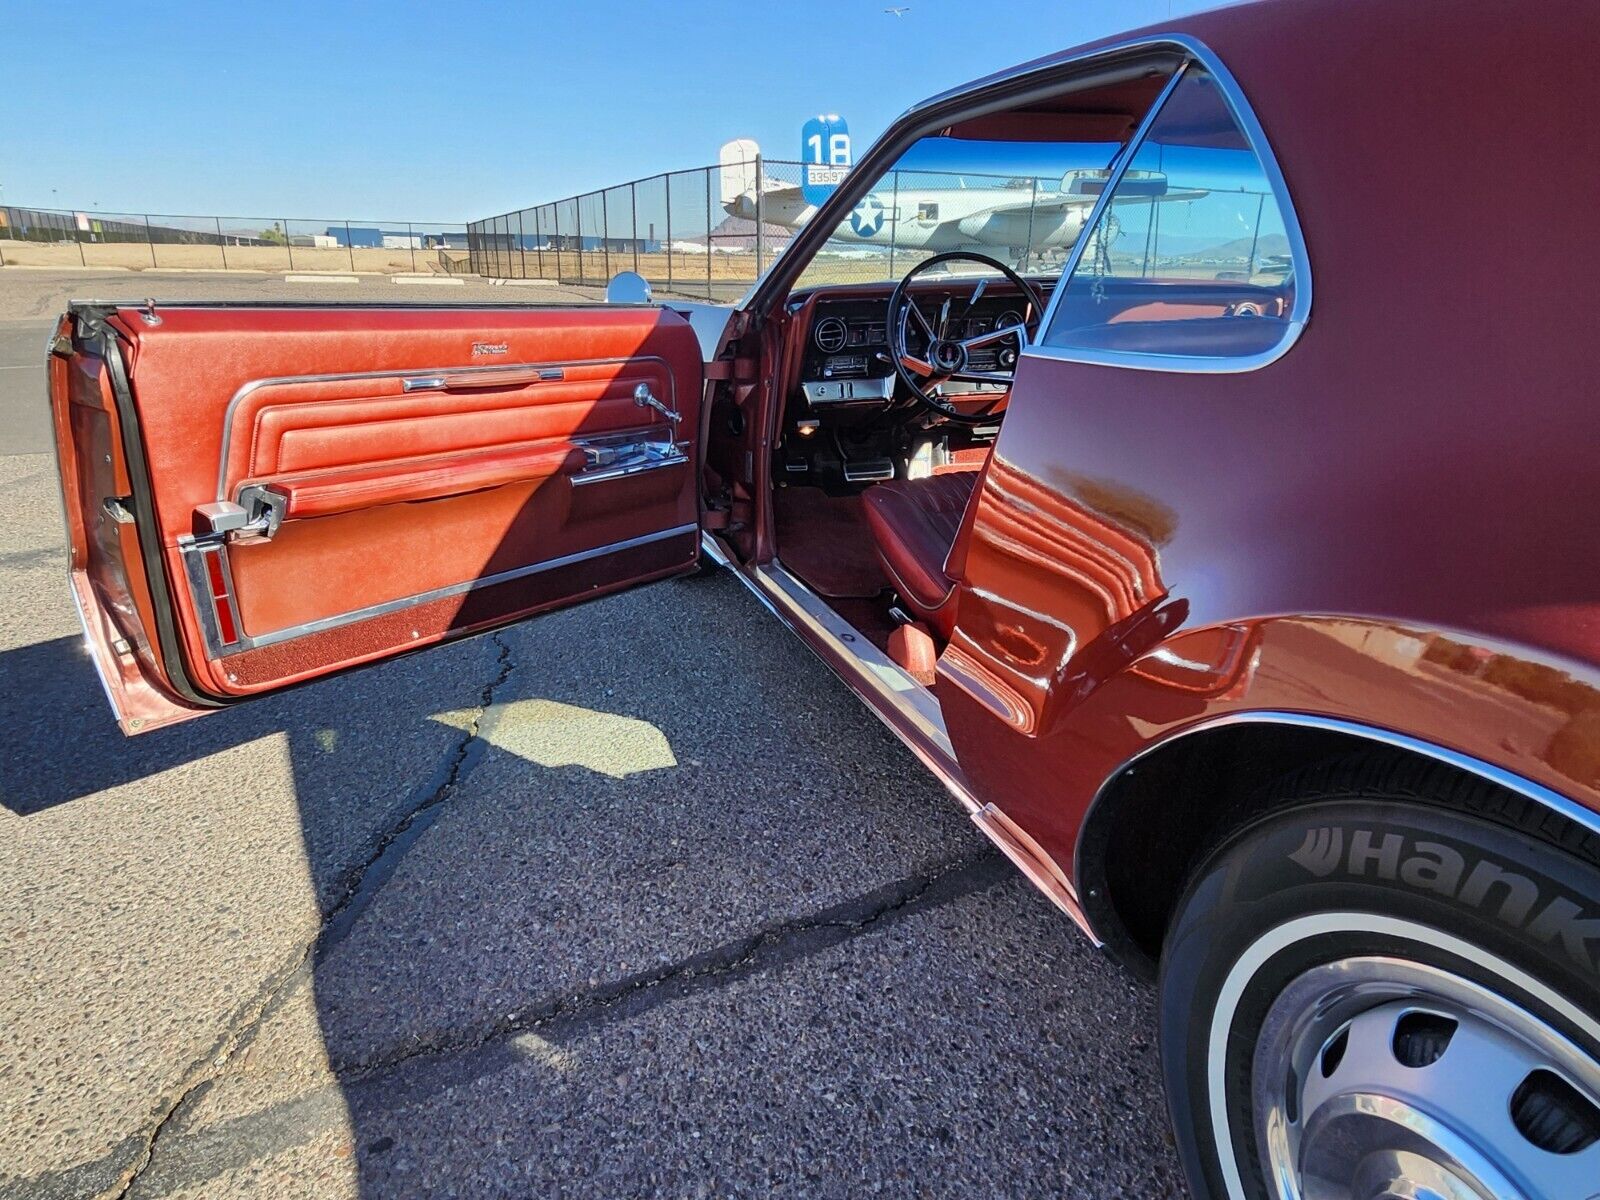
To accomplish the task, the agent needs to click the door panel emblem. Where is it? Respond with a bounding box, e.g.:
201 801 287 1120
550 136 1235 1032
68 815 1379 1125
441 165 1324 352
472 342 509 356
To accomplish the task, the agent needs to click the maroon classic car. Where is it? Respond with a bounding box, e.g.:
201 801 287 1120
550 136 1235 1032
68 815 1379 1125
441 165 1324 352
45 0 1600 1195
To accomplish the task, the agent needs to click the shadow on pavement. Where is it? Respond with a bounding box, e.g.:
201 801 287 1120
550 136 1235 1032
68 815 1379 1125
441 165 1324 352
0 577 1182 1198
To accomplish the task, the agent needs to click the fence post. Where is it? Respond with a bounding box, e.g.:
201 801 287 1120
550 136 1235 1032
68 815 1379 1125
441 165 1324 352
665 176 674 292
888 173 899 278
344 221 354 271
575 202 583 284
534 208 544 278
144 215 157 268
1023 178 1038 275
755 154 764 278
215 216 227 269
285 220 294 270
553 205 563 284
704 169 713 299
407 222 417 272
601 193 611 282
1246 192 1265 278
515 211 525 278
630 184 639 274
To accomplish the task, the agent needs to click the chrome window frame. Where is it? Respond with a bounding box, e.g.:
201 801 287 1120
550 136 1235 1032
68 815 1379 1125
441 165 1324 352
1026 35 1313 374
746 37 1192 313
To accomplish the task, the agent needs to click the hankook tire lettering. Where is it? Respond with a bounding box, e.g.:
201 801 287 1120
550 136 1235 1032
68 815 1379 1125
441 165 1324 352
1289 827 1600 975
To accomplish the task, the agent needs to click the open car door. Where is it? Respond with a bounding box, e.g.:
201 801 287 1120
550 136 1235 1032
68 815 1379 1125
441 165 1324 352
49 301 705 734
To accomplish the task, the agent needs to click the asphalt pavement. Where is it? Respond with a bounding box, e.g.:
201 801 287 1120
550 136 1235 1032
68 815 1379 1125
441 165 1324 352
0 268 1185 1199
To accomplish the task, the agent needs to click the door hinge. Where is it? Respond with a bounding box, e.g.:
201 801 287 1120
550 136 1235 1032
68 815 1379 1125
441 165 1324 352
704 358 758 383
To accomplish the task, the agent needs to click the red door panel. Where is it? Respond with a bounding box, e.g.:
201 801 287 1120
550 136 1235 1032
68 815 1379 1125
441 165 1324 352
51 303 704 732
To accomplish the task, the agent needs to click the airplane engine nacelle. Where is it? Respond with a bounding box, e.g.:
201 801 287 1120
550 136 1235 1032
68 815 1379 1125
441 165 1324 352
956 211 1035 245
1038 210 1088 249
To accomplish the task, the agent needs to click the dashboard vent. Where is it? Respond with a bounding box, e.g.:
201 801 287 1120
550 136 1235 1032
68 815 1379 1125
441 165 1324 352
814 316 848 354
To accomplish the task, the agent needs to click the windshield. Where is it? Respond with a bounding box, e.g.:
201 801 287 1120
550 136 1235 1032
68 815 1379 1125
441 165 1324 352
790 137 1121 290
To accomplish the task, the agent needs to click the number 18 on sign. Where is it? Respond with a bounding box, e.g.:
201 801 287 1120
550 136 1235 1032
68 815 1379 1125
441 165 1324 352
801 114 851 207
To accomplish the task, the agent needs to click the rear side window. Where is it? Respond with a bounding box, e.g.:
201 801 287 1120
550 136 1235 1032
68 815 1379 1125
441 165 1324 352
1040 62 1306 368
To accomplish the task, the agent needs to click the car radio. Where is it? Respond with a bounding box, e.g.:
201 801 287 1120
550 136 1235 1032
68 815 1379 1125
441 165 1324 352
821 354 869 379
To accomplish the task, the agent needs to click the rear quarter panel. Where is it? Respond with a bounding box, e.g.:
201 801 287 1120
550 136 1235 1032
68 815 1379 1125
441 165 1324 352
936 0 1600 881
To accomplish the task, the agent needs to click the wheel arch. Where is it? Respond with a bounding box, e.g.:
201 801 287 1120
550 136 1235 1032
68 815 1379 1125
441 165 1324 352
1077 711 1600 980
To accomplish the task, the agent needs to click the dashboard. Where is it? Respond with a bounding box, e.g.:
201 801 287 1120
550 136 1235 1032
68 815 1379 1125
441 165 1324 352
792 281 1054 412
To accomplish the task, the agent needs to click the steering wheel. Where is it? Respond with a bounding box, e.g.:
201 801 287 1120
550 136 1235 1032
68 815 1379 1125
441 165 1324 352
886 251 1046 424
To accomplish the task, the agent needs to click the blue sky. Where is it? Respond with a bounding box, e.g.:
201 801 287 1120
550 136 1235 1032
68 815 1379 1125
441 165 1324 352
2 0 1219 222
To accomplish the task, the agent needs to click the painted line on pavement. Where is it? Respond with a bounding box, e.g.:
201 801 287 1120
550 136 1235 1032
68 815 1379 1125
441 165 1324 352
140 268 270 275
284 274 361 284
0 264 132 272
391 276 465 286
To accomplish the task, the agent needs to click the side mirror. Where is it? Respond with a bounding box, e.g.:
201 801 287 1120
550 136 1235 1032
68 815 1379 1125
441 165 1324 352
604 271 653 304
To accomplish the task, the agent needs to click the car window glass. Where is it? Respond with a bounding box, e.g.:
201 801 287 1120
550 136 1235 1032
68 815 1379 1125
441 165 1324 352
789 139 1124 291
1041 64 1298 363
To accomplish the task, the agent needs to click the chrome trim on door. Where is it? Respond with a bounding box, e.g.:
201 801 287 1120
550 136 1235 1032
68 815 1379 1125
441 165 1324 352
184 522 698 660
572 444 687 486
214 355 676 501
177 535 244 659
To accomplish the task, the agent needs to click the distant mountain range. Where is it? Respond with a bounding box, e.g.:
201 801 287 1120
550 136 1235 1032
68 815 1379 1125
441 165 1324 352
1198 232 1291 259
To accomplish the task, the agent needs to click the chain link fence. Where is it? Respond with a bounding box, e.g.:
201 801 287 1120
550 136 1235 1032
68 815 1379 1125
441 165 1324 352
0 206 469 274
464 161 1132 300
467 160 814 301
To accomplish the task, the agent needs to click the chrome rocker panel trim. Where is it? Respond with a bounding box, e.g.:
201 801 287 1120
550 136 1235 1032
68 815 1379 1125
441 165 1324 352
703 533 1097 941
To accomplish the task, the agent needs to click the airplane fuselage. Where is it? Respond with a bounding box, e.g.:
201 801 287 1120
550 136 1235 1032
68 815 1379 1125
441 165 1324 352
727 187 1090 254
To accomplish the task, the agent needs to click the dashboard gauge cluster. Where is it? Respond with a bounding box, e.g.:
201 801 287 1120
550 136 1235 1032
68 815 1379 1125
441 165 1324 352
795 283 1050 412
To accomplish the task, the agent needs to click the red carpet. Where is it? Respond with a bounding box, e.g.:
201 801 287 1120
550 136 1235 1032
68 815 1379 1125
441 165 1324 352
773 486 888 598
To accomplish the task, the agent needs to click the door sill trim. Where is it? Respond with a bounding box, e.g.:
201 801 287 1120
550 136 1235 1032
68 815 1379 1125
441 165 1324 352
703 533 1097 943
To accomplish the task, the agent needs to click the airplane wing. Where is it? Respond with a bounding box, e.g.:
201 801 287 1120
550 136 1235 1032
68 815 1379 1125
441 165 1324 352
931 185 1211 248
985 186 1209 215
721 179 806 221
947 184 1208 235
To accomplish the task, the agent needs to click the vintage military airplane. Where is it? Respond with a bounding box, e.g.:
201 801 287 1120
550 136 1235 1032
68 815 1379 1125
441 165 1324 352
718 138 1204 260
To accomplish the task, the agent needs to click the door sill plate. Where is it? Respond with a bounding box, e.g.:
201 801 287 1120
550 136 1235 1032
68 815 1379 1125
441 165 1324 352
703 533 1098 942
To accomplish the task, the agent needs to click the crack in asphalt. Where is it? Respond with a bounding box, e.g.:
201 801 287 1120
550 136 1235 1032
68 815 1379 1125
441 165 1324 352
78 633 521 1200
316 631 515 961
338 847 1008 1081
31 850 1009 1200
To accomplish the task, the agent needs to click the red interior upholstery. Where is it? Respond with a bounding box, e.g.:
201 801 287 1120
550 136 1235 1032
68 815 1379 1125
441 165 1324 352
861 468 982 638
99 304 703 699
260 442 587 521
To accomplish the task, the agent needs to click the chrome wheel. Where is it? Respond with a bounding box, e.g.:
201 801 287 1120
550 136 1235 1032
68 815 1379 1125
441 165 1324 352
1251 956 1600 1200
